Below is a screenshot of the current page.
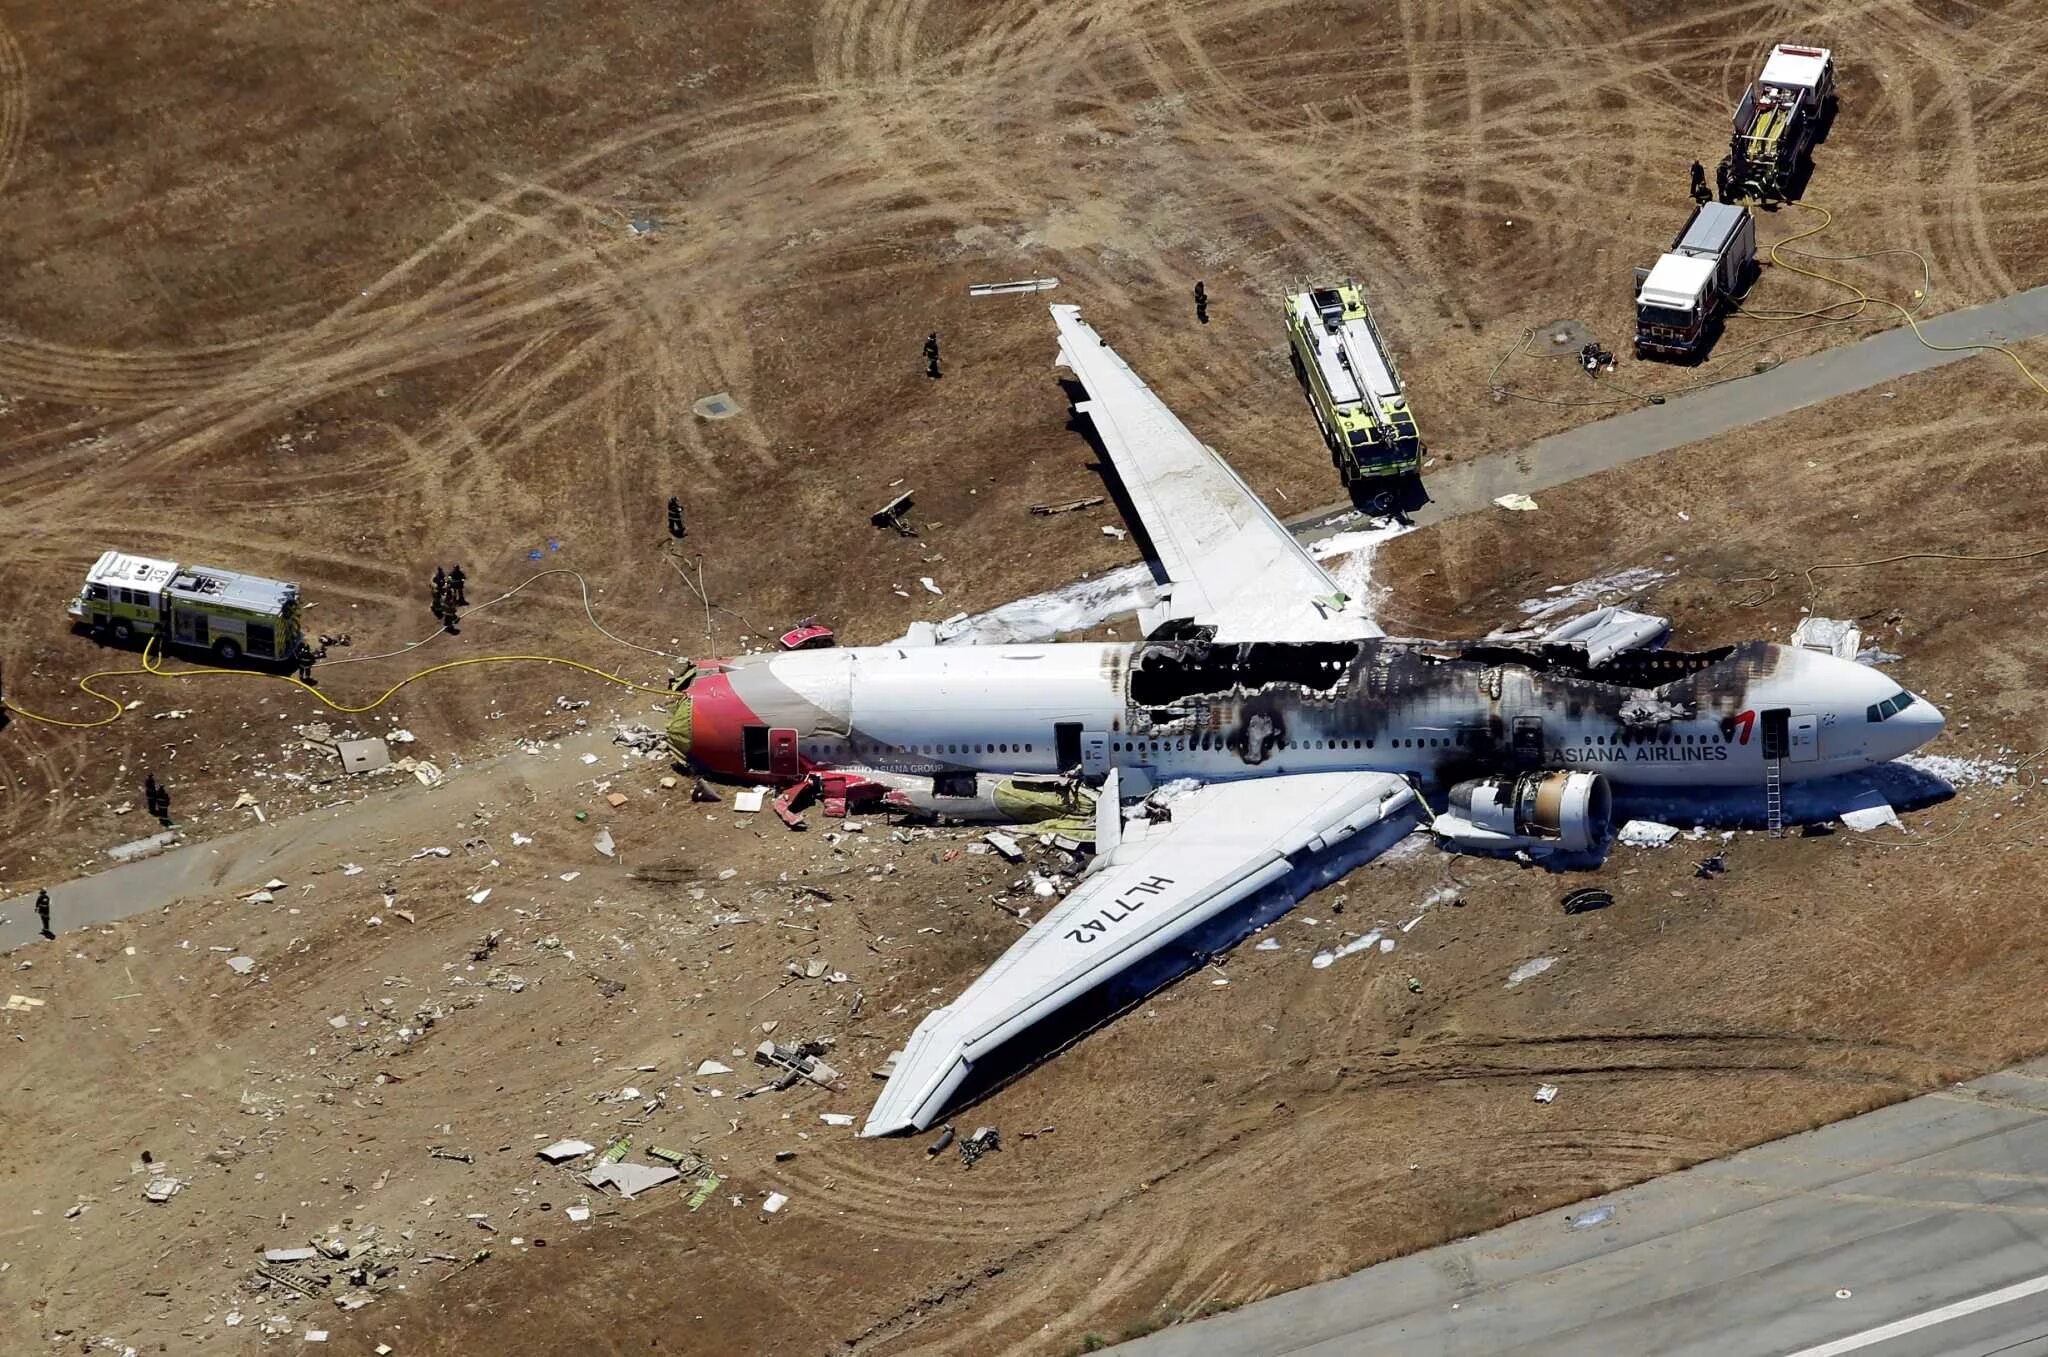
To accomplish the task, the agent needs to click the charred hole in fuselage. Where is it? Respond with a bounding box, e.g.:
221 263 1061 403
1434 642 1740 689
1129 640 1364 707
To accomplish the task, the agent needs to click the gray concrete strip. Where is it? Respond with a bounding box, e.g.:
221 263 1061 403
1286 284 2048 533
0 728 622 953
1115 1062 2048 1356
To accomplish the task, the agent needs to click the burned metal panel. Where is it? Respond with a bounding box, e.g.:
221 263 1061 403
1119 638 1797 774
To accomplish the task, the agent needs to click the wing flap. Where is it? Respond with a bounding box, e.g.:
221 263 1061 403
863 770 1421 1134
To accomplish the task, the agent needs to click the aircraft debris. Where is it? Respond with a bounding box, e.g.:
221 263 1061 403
1561 887 1612 914
1617 820 1682 847
762 1191 788 1214
1031 495 1105 516
5 994 46 1013
1506 957 1557 988
870 491 916 536
1791 616 1864 661
1570 1204 1616 1230
107 831 179 863
691 779 722 803
820 1113 855 1127
1840 799 1903 832
960 1126 1001 1167
696 1059 734 1076
926 1125 955 1156
919 577 944 596
536 1140 595 1163
263 1248 320 1264
592 828 616 857
968 277 1060 296
588 1159 679 1198
1535 1084 1560 1104
1493 492 1540 511
335 738 391 775
733 788 767 814
226 956 256 975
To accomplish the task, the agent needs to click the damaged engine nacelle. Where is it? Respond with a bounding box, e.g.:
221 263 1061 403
1432 771 1613 856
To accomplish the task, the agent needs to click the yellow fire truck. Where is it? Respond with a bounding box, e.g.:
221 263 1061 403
1283 281 1423 486
68 551 304 663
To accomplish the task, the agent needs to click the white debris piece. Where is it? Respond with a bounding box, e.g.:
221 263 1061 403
143 1175 186 1202
1493 492 1540 512
1311 929 1384 970
820 1113 855 1127
580 753 599 765
1791 616 1864 661
335 738 392 775
1840 799 1903 832
592 828 616 858
565 1206 590 1222
1535 1083 1560 1104
1101 525 1126 539
1539 607 1669 665
762 1192 788 1214
264 1248 320 1263
468 888 493 905
412 846 452 859
1900 753 2016 788
537 1139 595 1163
587 1162 679 1199
695 1059 733 1077
733 787 768 814
919 577 944 596
1506 956 1557 988
1617 819 1682 847
982 831 1024 861
1254 937 1281 951
226 956 256 975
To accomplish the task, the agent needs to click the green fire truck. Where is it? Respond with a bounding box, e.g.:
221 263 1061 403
69 550 304 663
1283 280 1423 486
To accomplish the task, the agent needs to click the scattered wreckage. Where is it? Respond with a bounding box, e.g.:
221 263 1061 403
655 305 1946 1135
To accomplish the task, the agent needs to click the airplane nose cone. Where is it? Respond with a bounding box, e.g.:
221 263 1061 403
1893 692 1945 756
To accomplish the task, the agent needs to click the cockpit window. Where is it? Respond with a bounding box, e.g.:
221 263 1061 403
1865 690 1915 723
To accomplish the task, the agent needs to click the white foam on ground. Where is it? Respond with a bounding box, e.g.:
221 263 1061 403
1506 956 1557 988
933 564 1155 645
1899 753 2017 789
1309 521 1411 619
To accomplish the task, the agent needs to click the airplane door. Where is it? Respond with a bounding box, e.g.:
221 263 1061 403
769 727 801 777
1510 716 1543 767
1787 714 1819 763
1081 731 1109 778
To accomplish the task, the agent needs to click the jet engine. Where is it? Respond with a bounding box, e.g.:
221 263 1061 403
1432 771 1612 857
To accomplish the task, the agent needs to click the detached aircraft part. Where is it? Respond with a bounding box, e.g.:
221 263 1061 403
1432 771 1613 856
863 771 1422 1136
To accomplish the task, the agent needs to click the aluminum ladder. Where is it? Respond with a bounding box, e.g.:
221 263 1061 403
1765 756 1785 836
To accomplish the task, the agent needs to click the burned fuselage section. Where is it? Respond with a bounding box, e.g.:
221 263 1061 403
1119 635 1780 789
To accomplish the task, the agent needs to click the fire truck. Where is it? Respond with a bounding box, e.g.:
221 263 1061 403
1720 44 1836 204
1283 281 1423 486
69 551 304 663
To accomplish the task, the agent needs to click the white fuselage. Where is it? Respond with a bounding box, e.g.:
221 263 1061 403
684 637 1943 793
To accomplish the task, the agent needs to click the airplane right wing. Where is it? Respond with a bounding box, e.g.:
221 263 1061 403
1052 303 1382 644
863 769 1423 1135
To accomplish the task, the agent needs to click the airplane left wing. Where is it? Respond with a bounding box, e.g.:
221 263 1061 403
863 770 1422 1135
1052 303 1381 643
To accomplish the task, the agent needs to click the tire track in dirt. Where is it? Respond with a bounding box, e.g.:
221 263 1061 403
0 15 25 200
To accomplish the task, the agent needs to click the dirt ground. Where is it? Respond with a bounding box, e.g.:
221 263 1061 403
3 1 2047 1353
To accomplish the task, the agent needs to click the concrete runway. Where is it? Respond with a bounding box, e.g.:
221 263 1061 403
1119 1061 2048 1356
1301 282 2048 528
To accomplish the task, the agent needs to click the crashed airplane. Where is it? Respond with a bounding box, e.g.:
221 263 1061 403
667 304 1945 1137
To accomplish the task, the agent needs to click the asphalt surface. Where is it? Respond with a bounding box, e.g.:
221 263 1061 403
1118 1061 2048 1357
1294 283 2048 530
